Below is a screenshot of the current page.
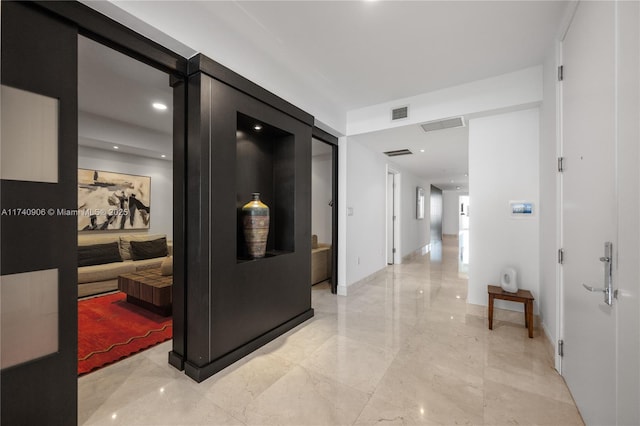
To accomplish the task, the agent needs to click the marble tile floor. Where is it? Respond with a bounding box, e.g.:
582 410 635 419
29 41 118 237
79 237 583 425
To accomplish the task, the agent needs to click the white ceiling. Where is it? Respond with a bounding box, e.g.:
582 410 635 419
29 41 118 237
84 1 568 183
350 123 469 191
78 36 173 160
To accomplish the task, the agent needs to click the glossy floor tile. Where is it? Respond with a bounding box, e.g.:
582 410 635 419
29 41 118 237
79 236 583 425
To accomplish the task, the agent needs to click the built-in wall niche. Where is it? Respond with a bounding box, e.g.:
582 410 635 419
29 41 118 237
236 112 295 262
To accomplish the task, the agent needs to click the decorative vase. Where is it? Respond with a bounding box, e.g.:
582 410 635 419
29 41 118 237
242 192 270 258
500 267 518 293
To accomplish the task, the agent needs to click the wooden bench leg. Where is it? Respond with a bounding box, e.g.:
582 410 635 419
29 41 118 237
488 294 494 330
524 301 528 328
527 300 534 338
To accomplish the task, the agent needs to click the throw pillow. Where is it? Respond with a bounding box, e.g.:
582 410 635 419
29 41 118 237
78 242 122 267
119 234 166 260
160 256 173 276
130 237 168 261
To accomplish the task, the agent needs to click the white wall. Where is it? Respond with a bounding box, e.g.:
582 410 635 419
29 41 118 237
78 146 173 239
398 169 431 259
340 137 431 293
539 45 559 346
468 108 540 313
311 154 332 244
344 137 387 287
443 190 466 235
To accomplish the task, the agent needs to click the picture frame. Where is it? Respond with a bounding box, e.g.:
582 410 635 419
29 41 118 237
509 200 534 217
78 168 151 231
416 186 425 219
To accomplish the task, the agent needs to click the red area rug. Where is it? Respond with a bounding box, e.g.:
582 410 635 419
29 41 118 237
78 292 172 375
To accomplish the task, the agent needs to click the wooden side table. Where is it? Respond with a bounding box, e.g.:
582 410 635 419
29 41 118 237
488 285 535 338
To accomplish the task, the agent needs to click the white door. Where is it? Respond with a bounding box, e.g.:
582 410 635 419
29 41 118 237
561 2 624 424
562 2 639 425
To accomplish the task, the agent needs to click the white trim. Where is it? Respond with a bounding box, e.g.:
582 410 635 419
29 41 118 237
555 37 564 374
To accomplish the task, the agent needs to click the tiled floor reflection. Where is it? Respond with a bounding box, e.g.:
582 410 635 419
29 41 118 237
79 237 583 425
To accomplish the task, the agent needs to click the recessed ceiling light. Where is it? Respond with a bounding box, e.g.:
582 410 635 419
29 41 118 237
254 124 262 131
464 173 468 177
113 146 119 150
419 149 425 153
450 179 454 183
152 102 167 111
456 186 461 190
161 154 166 158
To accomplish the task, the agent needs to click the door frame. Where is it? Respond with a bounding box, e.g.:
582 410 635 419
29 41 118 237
556 0 580 375
2 2 189 423
386 166 401 265
386 171 395 264
312 126 339 294
36 1 190 369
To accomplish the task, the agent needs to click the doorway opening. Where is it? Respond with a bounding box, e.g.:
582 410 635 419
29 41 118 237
458 195 470 273
386 168 400 265
76 35 176 378
311 136 338 292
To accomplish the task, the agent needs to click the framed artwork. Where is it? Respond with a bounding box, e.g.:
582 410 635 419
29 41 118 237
510 200 534 217
416 186 425 219
78 168 151 231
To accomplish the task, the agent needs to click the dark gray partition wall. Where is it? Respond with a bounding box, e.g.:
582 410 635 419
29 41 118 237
430 185 444 242
183 55 314 382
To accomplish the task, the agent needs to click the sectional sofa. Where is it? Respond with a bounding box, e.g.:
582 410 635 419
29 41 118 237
78 233 172 298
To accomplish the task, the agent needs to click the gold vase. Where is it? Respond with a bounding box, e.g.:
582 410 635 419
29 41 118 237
242 193 270 258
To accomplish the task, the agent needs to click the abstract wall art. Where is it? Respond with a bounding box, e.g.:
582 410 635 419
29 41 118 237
78 169 151 231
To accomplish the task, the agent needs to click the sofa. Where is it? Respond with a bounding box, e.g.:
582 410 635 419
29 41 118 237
311 234 332 285
78 233 173 298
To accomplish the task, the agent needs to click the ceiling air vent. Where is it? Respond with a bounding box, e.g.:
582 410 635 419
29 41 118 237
384 149 413 157
391 106 409 121
420 116 465 132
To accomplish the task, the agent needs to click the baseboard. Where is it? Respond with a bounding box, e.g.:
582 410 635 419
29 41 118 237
540 321 558 371
168 350 184 371
340 268 387 296
401 243 431 263
184 308 314 383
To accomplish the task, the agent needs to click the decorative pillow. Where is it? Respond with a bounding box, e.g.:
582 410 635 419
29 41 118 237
119 234 166 260
78 242 122 267
130 237 168 261
160 256 173 276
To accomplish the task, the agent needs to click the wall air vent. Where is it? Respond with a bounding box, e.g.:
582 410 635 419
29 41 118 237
384 149 413 157
391 106 409 121
420 116 465 132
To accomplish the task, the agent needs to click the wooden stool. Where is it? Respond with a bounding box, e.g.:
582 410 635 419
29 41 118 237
488 285 534 338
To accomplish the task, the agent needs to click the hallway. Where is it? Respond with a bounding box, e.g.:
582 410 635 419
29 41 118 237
79 237 582 425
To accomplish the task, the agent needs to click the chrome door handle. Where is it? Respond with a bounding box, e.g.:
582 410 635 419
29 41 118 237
582 242 615 306
582 283 607 293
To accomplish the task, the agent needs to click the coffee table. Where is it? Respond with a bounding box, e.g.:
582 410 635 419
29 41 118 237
118 268 172 316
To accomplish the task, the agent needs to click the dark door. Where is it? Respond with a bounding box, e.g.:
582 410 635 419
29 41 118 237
1 2 78 424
